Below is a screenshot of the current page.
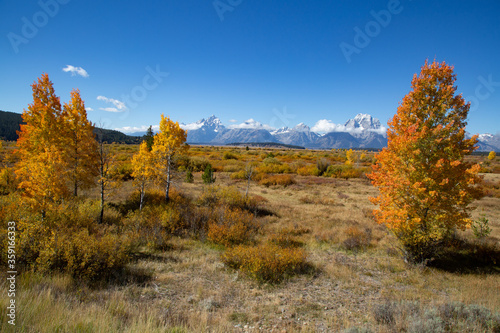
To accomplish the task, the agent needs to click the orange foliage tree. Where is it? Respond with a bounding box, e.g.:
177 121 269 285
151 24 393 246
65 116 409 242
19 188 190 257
152 114 187 202
62 89 99 196
368 60 483 263
16 74 70 217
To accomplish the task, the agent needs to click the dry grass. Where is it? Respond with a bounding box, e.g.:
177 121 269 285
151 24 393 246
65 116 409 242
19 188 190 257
1 146 499 332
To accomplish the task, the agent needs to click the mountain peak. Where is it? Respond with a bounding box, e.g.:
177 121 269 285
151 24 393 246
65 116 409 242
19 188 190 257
345 113 381 130
293 122 311 132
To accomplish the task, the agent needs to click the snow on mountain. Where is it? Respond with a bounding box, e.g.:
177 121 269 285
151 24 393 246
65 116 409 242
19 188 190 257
293 123 311 132
184 115 227 143
212 128 278 144
228 118 274 131
344 113 382 130
271 127 291 135
272 122 319 146
181 115 224 132
177 114 500 150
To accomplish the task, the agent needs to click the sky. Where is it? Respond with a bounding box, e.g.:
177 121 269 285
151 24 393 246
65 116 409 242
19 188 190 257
1 0 499 135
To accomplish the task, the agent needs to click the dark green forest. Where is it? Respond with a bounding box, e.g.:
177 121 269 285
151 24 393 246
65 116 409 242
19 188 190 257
0 110 141 144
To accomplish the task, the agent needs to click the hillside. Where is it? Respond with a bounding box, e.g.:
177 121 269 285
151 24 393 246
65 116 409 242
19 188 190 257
0 110 24 141
0 110 141 144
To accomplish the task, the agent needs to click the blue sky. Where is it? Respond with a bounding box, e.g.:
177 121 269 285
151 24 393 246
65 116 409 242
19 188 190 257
1 0 499 135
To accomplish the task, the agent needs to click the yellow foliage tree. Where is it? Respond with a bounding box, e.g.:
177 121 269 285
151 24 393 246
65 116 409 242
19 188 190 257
488 151 496 160
132 141 154 210
62 89 99 196
152 114 187 202
345 149 356 166
368 60 483 263
16 73 70 217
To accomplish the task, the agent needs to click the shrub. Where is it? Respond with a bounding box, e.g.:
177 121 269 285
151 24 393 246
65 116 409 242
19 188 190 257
185 169 194 183
258 174 295 187
36 227 132 282
230 169 247 180
112 163 133 181
296 165 320 176
316 158 330 176
0 167 16 195
207 207 256 247
189 157 211 172
471 215 492 240
202 164 216 184
373 302 395 325
257 162 292 174
198 185 247 208
222 243 307 283
343 226 372 252
223 151 238 160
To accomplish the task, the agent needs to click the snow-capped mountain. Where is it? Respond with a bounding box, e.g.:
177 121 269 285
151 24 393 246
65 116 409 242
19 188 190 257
212 128 278 144
177 113 497 151
182 115 227 143
344 113 382 131
272 123 320 147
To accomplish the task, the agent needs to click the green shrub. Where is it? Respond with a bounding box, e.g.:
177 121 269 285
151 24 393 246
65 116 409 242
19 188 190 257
185 169 194 183
202 164 216 184
223 151 238 160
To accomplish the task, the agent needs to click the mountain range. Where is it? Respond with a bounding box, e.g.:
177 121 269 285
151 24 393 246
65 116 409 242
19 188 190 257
0 110 498 151
180 114 389 149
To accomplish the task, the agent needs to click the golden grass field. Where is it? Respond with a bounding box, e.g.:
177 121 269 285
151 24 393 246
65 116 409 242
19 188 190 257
1 145 499 332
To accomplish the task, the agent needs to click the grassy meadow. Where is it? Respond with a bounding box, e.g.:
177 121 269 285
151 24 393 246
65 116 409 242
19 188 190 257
1 144 499 332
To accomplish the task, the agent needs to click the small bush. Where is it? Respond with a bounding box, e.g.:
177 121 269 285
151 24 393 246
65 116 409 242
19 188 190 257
112 163 133 181
202 164 216 184
230 169 247 180
258 174 295 187
296 165 320 176
0 167 16 194
185 169 194 183
223 151 238 160
471 215 492 240
316 158 330 176
222 243 307 283
207 207 256 247
343 226 372 251
373 302 395 325
37 227 132 282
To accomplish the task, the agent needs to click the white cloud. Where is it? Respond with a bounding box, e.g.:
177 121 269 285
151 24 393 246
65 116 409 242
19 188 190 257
99 107 120 112
311 119 347 133
62 65 89 78
180 122 204 131
115 125 159 134
312 119 387 135
85 107 94 111
228 119 238 123
228 119 275 131
97 95 127 112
